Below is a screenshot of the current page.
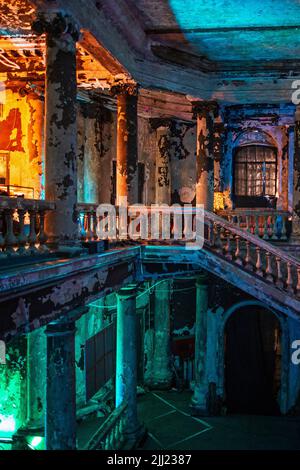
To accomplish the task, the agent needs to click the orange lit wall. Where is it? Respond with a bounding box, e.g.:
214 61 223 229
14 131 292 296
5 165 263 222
0 88 43 199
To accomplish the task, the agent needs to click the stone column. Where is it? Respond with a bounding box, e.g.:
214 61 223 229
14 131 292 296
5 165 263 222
293 106 300 236
45 319 76 450
116 284 142 442
151 119 173 205
191 273 209 415
194 102 219 211
32 12 80 246
146 279 173 389
112 83 139 205
213 122 225 194
27 327 46 428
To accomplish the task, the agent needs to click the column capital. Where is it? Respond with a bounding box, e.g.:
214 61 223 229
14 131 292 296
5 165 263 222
45 306 88 336
118 283 139 299
149 118 174 132
32 11 80 44
196 272 208 287
111 81 139 97
192 101 219 119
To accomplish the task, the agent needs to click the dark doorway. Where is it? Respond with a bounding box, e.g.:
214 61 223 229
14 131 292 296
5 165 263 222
224 306 281 415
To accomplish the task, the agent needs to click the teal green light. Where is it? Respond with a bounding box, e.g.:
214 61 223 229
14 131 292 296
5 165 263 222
0 414 16 435
29 436 43 448
168 1 300 61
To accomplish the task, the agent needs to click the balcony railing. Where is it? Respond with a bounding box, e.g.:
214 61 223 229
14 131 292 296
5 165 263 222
85 402 128 450
0 196 55 257
217 208 291 241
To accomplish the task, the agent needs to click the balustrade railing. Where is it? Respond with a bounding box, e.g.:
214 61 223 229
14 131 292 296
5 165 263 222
85 402 128 450
204 210 300 299
0 196 55 257
218 209 291 241
78 203 98 242
78 202 300 299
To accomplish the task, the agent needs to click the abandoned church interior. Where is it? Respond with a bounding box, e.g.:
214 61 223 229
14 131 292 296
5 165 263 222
1 0 300 451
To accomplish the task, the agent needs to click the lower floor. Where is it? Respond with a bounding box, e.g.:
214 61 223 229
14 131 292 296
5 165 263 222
1 274 300 450
138 391 300 450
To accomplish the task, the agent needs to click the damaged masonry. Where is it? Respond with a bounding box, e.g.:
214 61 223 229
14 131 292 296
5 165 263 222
0 0 300 454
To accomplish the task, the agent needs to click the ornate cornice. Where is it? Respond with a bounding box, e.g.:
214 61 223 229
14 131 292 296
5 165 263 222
149 118 175 131
110 81 139 97
32 12 80 42
192 101 219 120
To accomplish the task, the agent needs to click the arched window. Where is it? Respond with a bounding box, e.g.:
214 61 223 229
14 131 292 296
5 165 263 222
234 145 277 207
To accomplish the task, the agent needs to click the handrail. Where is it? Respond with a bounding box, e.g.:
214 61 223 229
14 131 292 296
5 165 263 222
204 210 300 269
86 401 128 450
0 196 55 256
218 208 290 241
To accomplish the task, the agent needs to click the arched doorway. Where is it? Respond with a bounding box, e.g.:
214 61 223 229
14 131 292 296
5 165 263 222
224 305 281 415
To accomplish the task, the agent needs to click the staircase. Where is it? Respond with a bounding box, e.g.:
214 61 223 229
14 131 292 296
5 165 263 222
142 209 300 320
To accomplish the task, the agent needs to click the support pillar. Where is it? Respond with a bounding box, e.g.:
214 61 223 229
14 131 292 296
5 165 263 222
116 284 143 443
194 102 219 211
32 12 80 245
146 279 173 389
112 83 139 205
213 122 225 194
27 327 46 429
191 273 209 415
45 319 76 450
150 119 173 205
293 106 300 237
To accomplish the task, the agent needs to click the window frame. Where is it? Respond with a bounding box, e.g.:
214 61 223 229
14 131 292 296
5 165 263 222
233 144 278 208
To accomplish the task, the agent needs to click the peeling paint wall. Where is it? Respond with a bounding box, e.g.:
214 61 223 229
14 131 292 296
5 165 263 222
77 102 116 204
170 121 196 204
0 336 27 435
0 89 43 198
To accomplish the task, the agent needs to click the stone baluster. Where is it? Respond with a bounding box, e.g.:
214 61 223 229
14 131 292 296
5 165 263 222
79 212 87 240
215 225 223 253
263 215 269 240
86 211 93 241
208 220 215 246
271 215 278 240
17 208 28 255
225 230 232 260
286 262 294 293
245 240 253 270
254 215 260 237
28 209 38 253
265 252 273 282
38 210 48 252
281 215 287 240
234 235 243 265
275 257 284 288
246 215 251 233
4 208 17 255
92 210 98 240
255 247 263 276
296 268 300 297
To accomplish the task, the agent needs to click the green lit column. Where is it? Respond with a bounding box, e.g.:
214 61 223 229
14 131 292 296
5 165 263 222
116 284 143 443
45 319 76 450
27 327 46 428
145 279 173 389
191 273 209 415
